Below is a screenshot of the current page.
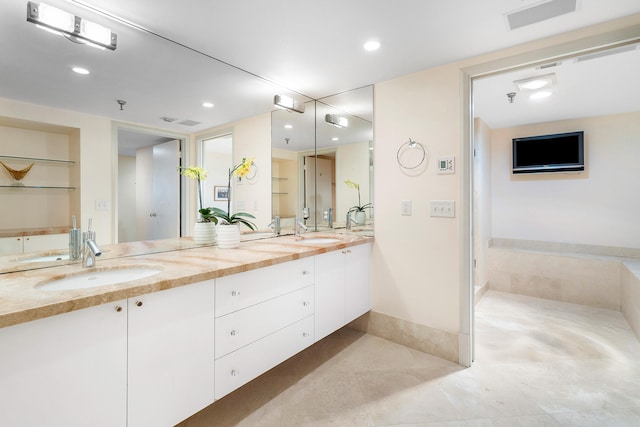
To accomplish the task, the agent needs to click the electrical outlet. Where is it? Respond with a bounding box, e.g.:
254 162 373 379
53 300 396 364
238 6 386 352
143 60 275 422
95 199 109 211
430 200 455 218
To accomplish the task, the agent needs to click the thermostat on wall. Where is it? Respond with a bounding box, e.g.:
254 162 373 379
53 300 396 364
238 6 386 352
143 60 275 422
437 156 455 174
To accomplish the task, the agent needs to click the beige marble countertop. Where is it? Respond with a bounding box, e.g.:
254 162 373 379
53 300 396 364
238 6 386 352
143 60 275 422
0 231 372 329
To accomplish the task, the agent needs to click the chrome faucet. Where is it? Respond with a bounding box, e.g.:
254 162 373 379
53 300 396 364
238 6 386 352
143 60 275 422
325 208 333 228
82 231 102 267
295 217 308 237
346 211 361 230
268 215 281 235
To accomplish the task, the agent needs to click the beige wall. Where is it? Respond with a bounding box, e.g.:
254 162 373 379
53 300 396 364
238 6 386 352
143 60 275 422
490 112 640 248
371 15 640 362
0 98 112 243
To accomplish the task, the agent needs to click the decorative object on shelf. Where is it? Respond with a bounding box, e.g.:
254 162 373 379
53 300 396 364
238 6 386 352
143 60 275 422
1 161 35 186
209 157 257 248
178 165 216 244
345 179 372 223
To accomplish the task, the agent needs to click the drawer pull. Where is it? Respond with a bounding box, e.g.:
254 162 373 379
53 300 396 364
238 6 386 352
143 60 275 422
342 250 347 254
230 369 239 377
302 301 310 307
346 249 352 254
302 270 310 275
135 301 143 307
302 332 310 338
230 329 238 336
231 290 240 297
115 306 123 312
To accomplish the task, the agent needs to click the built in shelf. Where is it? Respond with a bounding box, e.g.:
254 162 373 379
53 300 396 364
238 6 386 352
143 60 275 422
0 185 76 190
0 155 75 166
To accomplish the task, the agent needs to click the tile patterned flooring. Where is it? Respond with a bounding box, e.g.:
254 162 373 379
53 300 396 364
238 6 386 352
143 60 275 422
178 290 640 426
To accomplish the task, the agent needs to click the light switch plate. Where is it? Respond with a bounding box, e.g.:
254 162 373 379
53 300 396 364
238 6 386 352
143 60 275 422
401 200 412 216
437 156 455 174
430 200 455 218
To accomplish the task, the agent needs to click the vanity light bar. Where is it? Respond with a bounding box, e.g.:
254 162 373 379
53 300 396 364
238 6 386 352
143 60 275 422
27 1 118 51
325 114 349 128
273 95 305 114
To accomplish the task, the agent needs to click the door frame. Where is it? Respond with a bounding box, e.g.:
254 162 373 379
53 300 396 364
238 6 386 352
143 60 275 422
112 122 190 244
460 29 640 366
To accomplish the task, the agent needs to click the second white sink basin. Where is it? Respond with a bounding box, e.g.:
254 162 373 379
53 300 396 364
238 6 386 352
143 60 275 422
37 267 162 291
19 254 70 263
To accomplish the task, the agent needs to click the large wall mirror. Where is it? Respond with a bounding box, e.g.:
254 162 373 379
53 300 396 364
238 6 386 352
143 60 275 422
271 86 374 232
0 0 366 273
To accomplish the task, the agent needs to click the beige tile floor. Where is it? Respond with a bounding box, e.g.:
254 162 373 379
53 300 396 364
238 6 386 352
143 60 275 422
178 290 640 426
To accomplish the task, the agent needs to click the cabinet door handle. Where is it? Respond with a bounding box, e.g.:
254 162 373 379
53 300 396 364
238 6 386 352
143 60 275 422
302 270 310 275
302 301 310 307
342 250 347 254
230 329 238 336
230 369 240 377
231 290 240 296
135 301 143 307
302 332 310 338
346 249 352 254
115 305 123 312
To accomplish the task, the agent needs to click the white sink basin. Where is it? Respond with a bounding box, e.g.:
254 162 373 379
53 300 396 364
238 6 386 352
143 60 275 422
37 267 162 291
299 237 342 244
19 254 70 263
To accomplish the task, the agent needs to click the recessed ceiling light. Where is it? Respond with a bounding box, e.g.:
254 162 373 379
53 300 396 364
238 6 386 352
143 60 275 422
530 90 553 100
202 102 214 108
72 66 89 75
363 40 380 51
284 124 293 129
514 73 556 91
332 137 339 141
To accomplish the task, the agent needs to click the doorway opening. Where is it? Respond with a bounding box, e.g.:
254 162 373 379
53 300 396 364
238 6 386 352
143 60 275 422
117 127 185 243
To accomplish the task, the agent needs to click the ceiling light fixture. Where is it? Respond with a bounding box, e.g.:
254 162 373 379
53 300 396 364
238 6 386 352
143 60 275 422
364 40 381 51
72 66 89 75
332 137 339 141
325 114 349 128
514 73 556 91
27 1 118 51
530 90 553 100
284 124 293 129
202 102 214 108
273 95 305 113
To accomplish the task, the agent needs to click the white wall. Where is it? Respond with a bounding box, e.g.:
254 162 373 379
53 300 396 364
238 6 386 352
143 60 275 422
335 141 371 223
117 155 136 243
473 118 492 288
491 112 640 248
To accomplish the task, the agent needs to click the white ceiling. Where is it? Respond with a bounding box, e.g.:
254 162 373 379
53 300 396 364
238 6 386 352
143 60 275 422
1 0 639 136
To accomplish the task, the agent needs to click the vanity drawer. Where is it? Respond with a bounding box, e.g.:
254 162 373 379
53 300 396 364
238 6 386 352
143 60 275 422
215 285 314 359
214 314 314 400
215 257 314 317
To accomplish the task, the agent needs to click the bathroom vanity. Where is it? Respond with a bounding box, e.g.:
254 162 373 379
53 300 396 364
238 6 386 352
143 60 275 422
0 233 372 427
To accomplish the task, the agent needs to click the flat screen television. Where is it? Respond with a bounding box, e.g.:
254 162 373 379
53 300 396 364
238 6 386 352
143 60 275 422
512 131 584 174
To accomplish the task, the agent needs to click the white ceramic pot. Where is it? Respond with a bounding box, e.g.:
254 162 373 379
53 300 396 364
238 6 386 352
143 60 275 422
193 221 216 244
216 224 241 249
354 211 366 226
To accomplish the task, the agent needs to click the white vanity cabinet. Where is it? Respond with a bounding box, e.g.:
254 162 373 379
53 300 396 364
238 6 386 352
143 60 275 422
0 300 128 427
214 257 315 399
127 279 215 427
0 233 67 255
315 242 372 341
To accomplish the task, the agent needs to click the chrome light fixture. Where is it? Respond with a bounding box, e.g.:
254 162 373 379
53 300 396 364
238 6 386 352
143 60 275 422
273 95 305 113
325 114 349 128
26 1 118 51
513 73 556 91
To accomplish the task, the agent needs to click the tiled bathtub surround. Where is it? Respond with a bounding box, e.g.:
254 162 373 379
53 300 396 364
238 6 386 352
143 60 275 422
487 238 640 342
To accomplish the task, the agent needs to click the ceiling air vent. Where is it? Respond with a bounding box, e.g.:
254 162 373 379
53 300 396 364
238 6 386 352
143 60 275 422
575 44 639 63
178 120 201 127
506 0 577 31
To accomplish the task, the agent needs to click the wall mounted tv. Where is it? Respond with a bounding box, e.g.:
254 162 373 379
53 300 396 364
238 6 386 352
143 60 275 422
512 131 584 174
